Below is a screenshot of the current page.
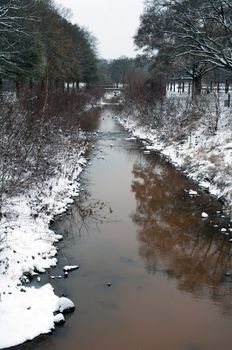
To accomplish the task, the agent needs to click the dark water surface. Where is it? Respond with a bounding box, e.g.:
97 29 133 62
15 108 232 350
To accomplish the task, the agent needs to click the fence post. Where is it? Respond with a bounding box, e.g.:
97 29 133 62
228 94 231 108
210 81 213 91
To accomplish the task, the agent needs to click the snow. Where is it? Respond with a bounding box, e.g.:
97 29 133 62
0 285 74 348
63 265 79 272
0 284 59 349
201 212 209 218
0 142 87 348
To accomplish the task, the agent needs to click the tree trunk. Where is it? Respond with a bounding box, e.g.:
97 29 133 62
49 80 54 90
40 80 45 90
210 81 213 91
42 73 49 114
29 79 33 90
214 93 220 133
15 80 20 97
192 76 202 96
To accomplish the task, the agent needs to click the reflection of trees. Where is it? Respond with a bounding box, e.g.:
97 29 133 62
131 163 232 314
53 190 108 240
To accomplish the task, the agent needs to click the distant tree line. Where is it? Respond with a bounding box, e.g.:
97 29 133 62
134 0 232 95
98 57 137 87
0 0 98 90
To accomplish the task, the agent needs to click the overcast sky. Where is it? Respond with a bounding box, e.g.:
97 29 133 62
55 0 144 59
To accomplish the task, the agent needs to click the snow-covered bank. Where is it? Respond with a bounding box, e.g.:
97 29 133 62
118 92 232 216
0 143 87 348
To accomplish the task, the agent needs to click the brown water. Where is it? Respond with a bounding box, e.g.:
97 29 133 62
14 107 232 350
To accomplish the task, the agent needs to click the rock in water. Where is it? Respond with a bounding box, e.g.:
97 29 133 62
189 189 198 196
58 297 75 313
64 272 69 278
54 313 65 325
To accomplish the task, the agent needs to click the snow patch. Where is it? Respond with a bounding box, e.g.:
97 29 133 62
0 284 59 349
63 265 79 272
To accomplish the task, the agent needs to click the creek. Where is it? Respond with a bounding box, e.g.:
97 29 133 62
14 106 232 350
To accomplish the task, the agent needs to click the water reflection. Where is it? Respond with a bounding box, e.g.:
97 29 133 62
53 190 109 241
131 163 232 314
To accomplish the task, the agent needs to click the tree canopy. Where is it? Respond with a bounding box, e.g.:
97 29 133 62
0 0 98 85
109 57 135 87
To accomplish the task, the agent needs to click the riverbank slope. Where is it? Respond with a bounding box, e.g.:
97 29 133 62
118 91 232 217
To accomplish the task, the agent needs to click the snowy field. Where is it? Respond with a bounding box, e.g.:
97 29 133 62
0 144 87 348
118 91 232 218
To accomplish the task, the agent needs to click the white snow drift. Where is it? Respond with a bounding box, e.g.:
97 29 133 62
0 148 87 349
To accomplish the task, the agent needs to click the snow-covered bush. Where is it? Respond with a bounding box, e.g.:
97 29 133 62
0 87 102 231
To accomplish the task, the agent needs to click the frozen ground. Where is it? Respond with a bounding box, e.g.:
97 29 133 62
0 144 87 349
118 90 232 217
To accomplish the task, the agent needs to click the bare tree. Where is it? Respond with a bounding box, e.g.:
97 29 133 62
135 0 232 94
170 0 232 70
